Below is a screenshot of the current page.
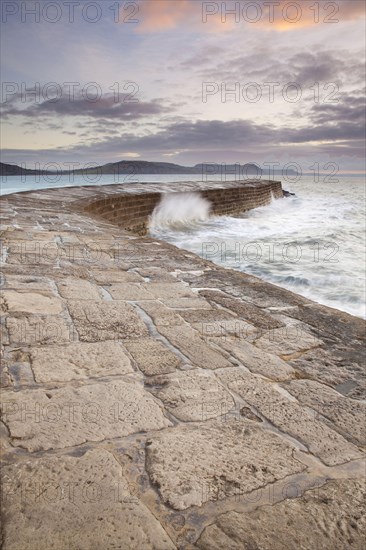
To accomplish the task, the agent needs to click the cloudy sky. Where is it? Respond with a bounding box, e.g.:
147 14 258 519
1 0 365 172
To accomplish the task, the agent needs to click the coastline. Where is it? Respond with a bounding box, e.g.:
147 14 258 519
1 183 365 548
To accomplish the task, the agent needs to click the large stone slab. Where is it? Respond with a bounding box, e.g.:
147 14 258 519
67 300 148 341
1 379 171 451
217 368 363 466
218 338 295 381
285 379 366 445
3 291 63 315
288 345 366 401
5 249 60 266
145 282 212 309
194 319 258 347
3 261 90 283
142 282 190 299
31 341 133 383
6 315 73 345
89 268 144 284
146 370 235 421
146 420 305 510
165 297 212 309
2 274 54 292
177 309 237 324
58 243 113 265
199 290 284 329
196 479 366 550
285 302 365 341
158 324 232 370
138 301 185 327
225 279 308 309
254 325 323 357
1 448 176 550
107 283 155 301
136 266 178 283
0 295 7 315
0 357 12 388
60 252 116 270
57 278 103 301
124 338 181 375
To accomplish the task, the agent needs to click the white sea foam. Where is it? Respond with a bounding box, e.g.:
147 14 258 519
150 176 366 319
2 174 364 318
149 192 211 229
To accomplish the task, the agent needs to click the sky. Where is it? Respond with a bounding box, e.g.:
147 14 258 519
1 0 365 173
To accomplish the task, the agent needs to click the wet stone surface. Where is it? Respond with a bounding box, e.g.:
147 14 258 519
0 183 365 549
145 419 306 510
196 479 366 550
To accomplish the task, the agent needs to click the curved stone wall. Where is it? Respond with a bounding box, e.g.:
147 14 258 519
83 180 283 234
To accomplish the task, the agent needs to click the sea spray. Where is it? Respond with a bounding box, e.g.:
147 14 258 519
149 192 211 230
150 177 366 319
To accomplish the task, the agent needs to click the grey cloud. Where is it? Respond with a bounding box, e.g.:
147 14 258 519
1 94 166 121
309 93 366 124
94 101 364 150
3 107 364 163
2 91 364 167
16 110 363 158
192 48 365 89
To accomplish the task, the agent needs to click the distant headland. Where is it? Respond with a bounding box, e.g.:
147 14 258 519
0 160 296 177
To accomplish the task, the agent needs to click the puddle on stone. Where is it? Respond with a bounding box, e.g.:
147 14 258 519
335 379 359 396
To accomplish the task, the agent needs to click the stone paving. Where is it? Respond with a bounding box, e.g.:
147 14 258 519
0 184 365 549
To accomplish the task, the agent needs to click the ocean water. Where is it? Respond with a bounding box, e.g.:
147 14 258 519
1 174 365 318
149 176 366 319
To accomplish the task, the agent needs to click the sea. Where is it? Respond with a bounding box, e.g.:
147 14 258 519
1 173 365 319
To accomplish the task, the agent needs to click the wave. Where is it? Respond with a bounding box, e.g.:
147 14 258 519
149 192 211 230
149 177 365 319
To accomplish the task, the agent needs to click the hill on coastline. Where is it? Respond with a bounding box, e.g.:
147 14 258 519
0 160 295 177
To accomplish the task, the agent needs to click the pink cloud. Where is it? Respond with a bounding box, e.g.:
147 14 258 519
131 0 365 34
135 0 196 32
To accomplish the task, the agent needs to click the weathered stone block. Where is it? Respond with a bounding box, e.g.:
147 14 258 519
254 325 323 357
217 368 363 466
89 269 144 283
67 300 148 341
146 420 305 510
124 338 181 375
1 379 171 451
196 479 366 550
285 379 366 445
200 290 284 329
7 315 73 345
57 279 103 301
158 324 231 370
31 341 133 383
138 301 185 327
146 370 235 421
107 283 155 301
4 291 63 315
1 449 176 550
218 338 295 381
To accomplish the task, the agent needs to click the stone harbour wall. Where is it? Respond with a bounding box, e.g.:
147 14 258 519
0 180 365 550
82 180 283 234
84 191 162 234
201 180 283 216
